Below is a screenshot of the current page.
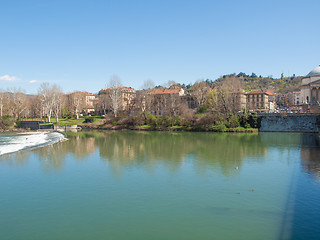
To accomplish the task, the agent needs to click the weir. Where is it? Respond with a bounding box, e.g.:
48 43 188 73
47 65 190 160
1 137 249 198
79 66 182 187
259 113 320 133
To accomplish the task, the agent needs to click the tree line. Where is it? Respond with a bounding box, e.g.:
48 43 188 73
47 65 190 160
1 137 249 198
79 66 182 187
0 72 302 130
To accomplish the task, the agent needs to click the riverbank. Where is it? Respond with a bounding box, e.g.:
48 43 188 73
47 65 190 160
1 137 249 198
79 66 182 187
79 112 260 133
5 112 260 133
87 124 258 133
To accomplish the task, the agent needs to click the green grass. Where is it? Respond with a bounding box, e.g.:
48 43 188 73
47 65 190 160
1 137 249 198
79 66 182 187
55 118 84 125
168 126 184 131
227 127 258 132
132 125 152 130
53 118 104 126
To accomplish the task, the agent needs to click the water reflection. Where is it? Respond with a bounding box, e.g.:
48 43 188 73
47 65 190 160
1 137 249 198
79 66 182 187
0 151 29 167
40 131 270 176
2 131 317 179
300 134 320 181
36 133 98 171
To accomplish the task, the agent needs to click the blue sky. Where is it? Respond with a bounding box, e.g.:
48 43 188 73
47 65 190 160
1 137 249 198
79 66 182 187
0 0 319 94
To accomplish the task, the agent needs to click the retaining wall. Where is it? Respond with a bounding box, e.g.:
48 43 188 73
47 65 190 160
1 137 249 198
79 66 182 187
259 114 320 133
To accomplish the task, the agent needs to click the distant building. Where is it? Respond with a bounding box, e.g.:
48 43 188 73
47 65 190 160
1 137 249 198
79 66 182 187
293 91 301 105
146 85 185 115
266 92 276 112
231 91 247 112
147 87 185 97
65 91 97 116
245 90 269 112
84 92 97 114
301 66 320 104
301 66 320 113
98 86 136 112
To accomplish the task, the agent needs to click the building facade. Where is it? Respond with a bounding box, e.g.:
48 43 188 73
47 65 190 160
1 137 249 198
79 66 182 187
301 66 320 113
98 86 136 112
146 86 185 115
245 90 269 112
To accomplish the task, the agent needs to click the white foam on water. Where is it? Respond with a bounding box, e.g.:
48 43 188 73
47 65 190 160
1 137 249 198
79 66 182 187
0 131 66 156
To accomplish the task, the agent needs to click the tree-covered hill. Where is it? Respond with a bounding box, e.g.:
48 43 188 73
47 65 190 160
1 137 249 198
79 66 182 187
208 73 303 93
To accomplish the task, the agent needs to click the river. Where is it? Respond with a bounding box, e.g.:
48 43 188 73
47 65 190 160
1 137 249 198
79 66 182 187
0 131 319 240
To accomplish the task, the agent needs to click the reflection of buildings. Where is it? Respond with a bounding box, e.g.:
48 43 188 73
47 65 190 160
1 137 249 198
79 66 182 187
35 134 98 171
96 131 268 177
300 134 320 181
1 132 270 178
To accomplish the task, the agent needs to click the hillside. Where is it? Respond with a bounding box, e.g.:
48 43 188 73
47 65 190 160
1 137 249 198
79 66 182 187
209 73 303 93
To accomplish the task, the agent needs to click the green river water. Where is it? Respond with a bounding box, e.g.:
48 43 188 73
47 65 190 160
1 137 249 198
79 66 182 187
0 131 319 240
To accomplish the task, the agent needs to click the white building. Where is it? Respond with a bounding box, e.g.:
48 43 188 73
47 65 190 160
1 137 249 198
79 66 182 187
293 91 301 105
301 66 320 105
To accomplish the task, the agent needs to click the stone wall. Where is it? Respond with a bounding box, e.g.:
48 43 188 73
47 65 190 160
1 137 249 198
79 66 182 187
20 121 44 130
54 125 80 132
259 114 320 133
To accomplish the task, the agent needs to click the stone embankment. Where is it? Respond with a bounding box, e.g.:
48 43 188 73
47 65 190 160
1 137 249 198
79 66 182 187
54 125 81 132
259 113 320 133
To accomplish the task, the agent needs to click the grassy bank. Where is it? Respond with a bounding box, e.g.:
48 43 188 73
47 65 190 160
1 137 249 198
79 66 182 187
9 112 260 133
94 112 260 133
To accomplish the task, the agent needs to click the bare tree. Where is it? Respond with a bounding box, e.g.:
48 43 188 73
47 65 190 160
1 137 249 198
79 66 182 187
29 95 42 119
142 79 155 90
10 88 28 120
39 83 53 122
1 91 11 117
52 85 63 123
67 91 86 119
190 80 211 108
165 80 176 88
38 83 63 122
107 75 122 117
96 93 109 115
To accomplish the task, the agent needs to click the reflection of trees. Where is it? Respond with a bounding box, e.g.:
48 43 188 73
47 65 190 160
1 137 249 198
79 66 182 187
192 133 267 176
6 131 310 177
35 133 97 171
300 134 320 181
94 131 268 177
96 131 193 176
0 151 30 167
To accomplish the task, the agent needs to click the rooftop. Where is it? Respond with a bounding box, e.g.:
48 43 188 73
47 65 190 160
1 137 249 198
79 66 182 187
246 90 267 95
148 89 181 95
306 65 320 77
99 86 135 93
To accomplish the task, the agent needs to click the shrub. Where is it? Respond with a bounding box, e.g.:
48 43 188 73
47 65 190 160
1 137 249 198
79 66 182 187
228 115 240 128
196 113 219 127
197 106 207 114
146 113 157 127
0 116 15 129
134 113 146 126
248 114 261 128
15 121 22 128
211 122 227 132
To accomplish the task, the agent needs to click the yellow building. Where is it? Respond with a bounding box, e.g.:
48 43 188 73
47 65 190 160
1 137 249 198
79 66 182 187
98 86 136 112
245 90 269 112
